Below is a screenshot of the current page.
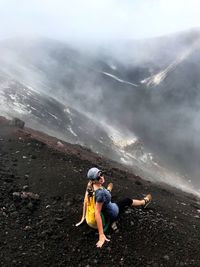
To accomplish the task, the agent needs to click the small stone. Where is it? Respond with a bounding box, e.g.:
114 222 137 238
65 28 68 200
21 192 39 200
23 185 29 191
12 192 21 200
55 217 64 222
125 209 132 214
24 225 32 231
66 201 71 206
9 204 16 212
163 255 170 261
57 141 64 148
10 211 18 218
27 202 34 210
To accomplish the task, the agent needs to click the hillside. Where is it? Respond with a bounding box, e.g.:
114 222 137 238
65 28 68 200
0 117 200 267
1 31 200 189
1 75 183 190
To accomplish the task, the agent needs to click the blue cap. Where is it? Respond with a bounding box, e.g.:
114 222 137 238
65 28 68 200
87 167 102 180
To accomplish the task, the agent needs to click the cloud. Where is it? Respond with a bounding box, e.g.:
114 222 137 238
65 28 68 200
0 0 200 42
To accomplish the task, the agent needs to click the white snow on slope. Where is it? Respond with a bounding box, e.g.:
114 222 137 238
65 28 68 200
64 108 71 115
109 64 117 70
104 123 137 148
0 93 28 116
48 113 58 120
102 72 138 87
64 107 74 124
141 38 200 87
12 101 29 114
67 126 77 137
141 58 181 86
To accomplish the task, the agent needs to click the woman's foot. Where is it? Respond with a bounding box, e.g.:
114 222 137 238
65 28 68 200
143 193 152 208
107 183 113 192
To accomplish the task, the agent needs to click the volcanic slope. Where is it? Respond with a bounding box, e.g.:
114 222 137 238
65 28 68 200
0 117 200 267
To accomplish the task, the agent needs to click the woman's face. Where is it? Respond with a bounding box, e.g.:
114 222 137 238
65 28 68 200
99 175 105 184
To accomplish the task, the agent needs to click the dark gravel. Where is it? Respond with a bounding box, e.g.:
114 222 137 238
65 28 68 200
0 117 200 267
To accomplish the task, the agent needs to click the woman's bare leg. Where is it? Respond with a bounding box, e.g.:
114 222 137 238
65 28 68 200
132 194 152 207
132 199 145 206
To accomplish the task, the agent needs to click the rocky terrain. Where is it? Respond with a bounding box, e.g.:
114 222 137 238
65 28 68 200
0 116 200 267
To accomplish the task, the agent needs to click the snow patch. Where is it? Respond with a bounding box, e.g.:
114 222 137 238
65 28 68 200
9 94 17 101
64 107 73 124
105 124 137 149
68 126 77 137
120 157 130 164
12 102 28 114
26 89 35 96
102 72 138 87
109 64 117 70
48 113 58 120
141 60 179 86
141 39 200 87
64 108 71 114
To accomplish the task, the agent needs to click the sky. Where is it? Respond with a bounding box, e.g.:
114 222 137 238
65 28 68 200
0 0 200 43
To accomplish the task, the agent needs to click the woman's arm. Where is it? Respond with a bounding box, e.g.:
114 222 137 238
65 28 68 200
75 190 88 227
95 202 110 248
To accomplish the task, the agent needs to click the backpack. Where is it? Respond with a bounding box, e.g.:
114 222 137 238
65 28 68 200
85 189 110 232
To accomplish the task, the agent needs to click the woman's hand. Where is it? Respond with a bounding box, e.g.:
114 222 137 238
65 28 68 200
95 201 110 248
75 217 85 227
96 233 110 248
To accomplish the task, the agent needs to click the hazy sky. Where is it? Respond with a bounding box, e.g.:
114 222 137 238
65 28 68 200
0 0 200 42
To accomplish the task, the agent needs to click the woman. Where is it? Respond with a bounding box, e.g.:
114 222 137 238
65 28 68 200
76 167 152 248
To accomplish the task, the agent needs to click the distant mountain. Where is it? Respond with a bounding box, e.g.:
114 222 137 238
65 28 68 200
102 29 200 188
0 73 191 192
0 29 200 191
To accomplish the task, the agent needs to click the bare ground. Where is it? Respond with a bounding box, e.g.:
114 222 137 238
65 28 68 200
0 117 200 267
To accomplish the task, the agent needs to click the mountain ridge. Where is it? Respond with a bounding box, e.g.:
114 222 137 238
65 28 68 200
1 29 200 190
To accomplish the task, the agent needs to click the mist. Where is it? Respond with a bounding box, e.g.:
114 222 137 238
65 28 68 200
0 0 200 43
1 0 200 193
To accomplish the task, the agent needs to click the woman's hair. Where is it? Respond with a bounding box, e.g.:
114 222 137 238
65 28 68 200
86 179 101 197
86 180 94 197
